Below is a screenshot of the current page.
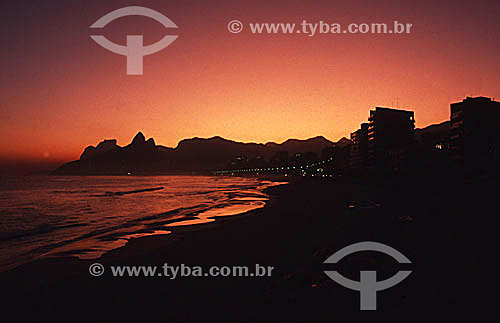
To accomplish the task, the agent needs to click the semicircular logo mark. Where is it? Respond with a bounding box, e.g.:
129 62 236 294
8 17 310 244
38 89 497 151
324 241 412 310
90 6 178 75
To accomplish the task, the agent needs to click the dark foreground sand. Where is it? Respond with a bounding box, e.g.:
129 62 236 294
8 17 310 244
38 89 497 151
2 178 496 322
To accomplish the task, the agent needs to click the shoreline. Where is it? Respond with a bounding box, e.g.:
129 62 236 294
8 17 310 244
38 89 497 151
2 178 495 321
0 177 288 273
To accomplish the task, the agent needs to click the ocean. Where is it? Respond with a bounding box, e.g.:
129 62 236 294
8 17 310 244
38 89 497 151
0 175 285 272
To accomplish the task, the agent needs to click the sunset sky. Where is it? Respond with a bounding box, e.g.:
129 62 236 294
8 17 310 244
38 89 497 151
1 0 499 172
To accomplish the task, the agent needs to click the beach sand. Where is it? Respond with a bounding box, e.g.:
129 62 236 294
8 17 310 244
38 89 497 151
2 178 495 322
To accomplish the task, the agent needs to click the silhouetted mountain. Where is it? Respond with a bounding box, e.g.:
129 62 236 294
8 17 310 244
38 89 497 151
416 121 450 134
265 136 334 156
130 132 146 145
173 136 266 170
80 139 119 160
414 121 452 171
335 137 352 148
415 121 451 151
53 132 338 175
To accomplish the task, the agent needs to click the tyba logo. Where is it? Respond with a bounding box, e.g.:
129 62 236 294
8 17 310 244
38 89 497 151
90 6 178 75
324 241 412 310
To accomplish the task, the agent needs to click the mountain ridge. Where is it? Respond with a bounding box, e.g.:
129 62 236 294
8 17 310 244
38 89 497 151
53 132 349 175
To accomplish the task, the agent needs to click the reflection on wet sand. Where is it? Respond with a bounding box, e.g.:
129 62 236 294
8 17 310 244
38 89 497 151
165 201 266 227
77 230 173 259
45 230 173 260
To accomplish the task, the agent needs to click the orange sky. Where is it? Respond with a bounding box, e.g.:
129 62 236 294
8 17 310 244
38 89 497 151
1 0 499 169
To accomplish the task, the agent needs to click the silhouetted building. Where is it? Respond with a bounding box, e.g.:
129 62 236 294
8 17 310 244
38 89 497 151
350 123 369 171
450 96 500 173
367 107 415 173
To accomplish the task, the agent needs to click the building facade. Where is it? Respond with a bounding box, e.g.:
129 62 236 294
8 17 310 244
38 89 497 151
350 123 369 171
450 96 500 172
367 107 415 173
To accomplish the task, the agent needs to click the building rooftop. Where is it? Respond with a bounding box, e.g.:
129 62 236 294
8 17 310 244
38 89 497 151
453 96 499 104
371 107 415 114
